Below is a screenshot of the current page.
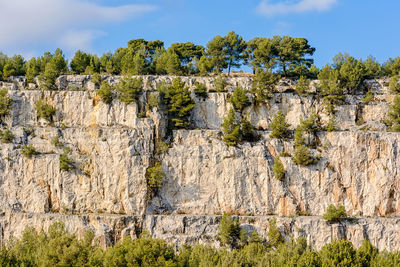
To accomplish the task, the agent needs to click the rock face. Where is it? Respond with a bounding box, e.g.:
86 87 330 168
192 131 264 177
0 75 399 251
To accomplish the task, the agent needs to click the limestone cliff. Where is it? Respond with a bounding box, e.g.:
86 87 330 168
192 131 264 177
0 75 399 251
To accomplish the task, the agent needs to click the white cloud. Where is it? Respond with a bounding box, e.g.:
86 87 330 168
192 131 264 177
0 0 157 52
258 0 337 16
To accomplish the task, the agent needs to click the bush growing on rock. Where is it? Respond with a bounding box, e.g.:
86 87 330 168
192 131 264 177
295 76 310 95
59 147 74 171
323 204 347 223
97 81 114 104
91 73 102 87
292 144 316 166
320 239 356 266
229 85 250 112
35 99 57 122
146 162 165 189
193 82 208 99
272 156 285 181
218 214 241 248
21 144 38 158
268 217 284 248
386 95 400 132
116 76 143 104
251 69 279 104
222 108 240 146
0 88 12 121
269 111 290 140
213 76 228 92
389 75 400 94
0 129 14 143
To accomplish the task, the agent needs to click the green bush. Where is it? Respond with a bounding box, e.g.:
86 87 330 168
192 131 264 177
214 76 228 92
0 88 12 121
272 156 285 181
21 144 38 158
389 75 400 94
269 111 290 140
97 81 114 104
362 90 374 104
294 126 306 148
218 214 241 248
91 73 102 87
229 85 250 112
50 136 63 148
147 93 159 109
320 239 356 266
323 204 347 223
35 99 56 122
194 82 208 99
146 162 165 189
240 117 257 142
326 115 338 132
387 95 400 131
251 69 279 104
299 112 320 134
0 129 14 143
116 76 143 104
295 76 310 95
292 145 316 166
59 147 74 171
268 217 284 248
222 108 240 146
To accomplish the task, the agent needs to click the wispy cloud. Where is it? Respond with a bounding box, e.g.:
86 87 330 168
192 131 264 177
257 0 337 16
0 0 157 53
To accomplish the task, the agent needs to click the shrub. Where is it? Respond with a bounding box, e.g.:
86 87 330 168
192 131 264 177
214 76 228 92
387 95 400 131
299 112 320 134
294 126 306 148
295 76 310 95
326 116 338 132
222 108 240 146
268 217 284 248
292 145 316 166
59 147 74 171
147 93 159 109
229 85 250 112
272 156 285 181
323 204 347 223
50 136 63 148
194 82 208 99
35 99 56 122
0 88 12 121
21 144 38 158
251 69 279 104
218 214 241 248
0 129 14 143
97 81 114 104
320 240 356 266
146 162 165 189
269 111 290 139
389 75 400 94
91 73 102 87
362 90 374 104
240 117 257 142
116 76 143 104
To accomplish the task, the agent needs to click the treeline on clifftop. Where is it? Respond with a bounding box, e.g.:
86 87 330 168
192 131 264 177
1 31 399 82
1 220 399 266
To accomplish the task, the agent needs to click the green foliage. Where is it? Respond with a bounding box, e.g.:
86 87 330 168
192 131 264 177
0 88 12 121
240 116 257 142
70 50 91 74
169 42 204 74
268 217 284 248
21 144 38 158
35 99 57 122
116 77 143 104
0 129 14 143
193 82 208 99
214 76 228 92
389 75 400 94
363 56 383 79
320 239 356 266
146 162 165 189
383 57 400 77
251 69 279 103
326 115 338 132
292 145 316 166
294 126 306 148
204 35 228 73
362 90 374 104
299 112 320 134
269 111 290 139
229 85 250 112
338 54 365 91
59 147 74 171
222 108 240 146
147 92 160 109
323 204 347 223
155 49 182 75
224 31 247 74
387 95 400 132
218 214 241 248
357 239 378 266
272 156 285 181
161 78 195 128
50 136 63 148
91 73 102 87
295 76 310 95
97 81 114 104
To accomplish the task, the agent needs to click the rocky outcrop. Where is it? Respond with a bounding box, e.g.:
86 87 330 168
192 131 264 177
0 75 399 251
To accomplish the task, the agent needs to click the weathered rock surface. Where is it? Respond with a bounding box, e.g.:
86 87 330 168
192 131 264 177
0 75 399 251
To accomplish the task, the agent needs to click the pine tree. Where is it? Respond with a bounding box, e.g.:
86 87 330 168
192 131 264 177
269 111 290 139
222 108 240 146
272 156 285 181
166 78 195 128
387 95 400 131
229 85 250 112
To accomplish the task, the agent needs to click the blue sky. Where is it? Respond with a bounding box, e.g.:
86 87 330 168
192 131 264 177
1 0 399 69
